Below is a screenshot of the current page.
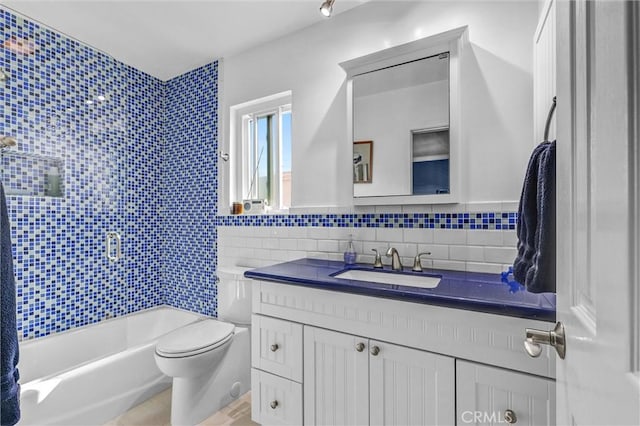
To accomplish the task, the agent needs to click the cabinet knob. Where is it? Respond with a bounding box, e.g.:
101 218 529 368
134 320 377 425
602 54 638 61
270 343 279 352
270 400 279 409
355 342 365 352
370 345 380 356
504 409 517 424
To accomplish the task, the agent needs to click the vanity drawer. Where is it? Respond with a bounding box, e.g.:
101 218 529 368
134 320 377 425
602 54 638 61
252 314 303 382
251 368 303 426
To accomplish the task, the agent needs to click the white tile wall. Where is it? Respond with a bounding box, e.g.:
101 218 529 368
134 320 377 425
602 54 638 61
218 226 518 275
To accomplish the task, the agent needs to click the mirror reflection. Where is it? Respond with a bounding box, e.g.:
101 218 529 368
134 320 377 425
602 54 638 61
353 53 450 198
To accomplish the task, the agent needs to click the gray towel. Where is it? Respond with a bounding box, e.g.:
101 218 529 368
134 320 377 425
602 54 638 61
1 181 20 426
513 141 556 293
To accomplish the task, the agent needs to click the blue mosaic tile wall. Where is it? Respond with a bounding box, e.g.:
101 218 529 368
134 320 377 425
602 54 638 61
1 9 164 339
162 62 218 316
215 212 517 230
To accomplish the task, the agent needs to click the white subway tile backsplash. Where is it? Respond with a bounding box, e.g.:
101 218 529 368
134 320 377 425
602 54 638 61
467 230 503 246
363 241 386 255
402 228 433 244
449 245 484 262
502 231 518 247
394 243 419 258
433 229 467 245
433 259 466 272
328 227 352 240
247 248 266 261
306 227 330 239
286 250 307 260
218 225 516 279
287 228 307 239
417 244 449 260
466 262 505 274
376 228 404 243
317 240 340 252
245 238 263 249
353 228 377 242
297 239 318 251
279 238 298 250
262 238 280 250
484 246 517 264
307 251 329 260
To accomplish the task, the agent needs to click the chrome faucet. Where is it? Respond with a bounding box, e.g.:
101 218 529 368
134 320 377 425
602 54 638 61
386 247 403 271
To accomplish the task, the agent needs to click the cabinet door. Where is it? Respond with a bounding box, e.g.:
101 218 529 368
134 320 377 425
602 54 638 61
303 326 369 426
369 340 455 426
456 360 555 425
252 314 303 382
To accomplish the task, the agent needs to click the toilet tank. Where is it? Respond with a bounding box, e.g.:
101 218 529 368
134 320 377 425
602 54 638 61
216 266 253 326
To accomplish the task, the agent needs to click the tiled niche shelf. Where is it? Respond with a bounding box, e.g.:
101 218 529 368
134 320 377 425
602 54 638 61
0 150 65 198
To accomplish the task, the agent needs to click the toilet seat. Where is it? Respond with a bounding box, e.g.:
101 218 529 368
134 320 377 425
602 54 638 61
156 319 235 358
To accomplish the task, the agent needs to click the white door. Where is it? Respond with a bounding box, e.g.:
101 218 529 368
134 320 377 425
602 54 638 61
303 326 369 425
555 1 640 425
369 340 455 426
456 360 555 425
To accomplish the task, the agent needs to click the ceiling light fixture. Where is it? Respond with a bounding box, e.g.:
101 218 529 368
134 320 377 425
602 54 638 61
319 0 335 17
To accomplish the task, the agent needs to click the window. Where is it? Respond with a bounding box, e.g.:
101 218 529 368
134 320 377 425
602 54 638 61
229 92 292 211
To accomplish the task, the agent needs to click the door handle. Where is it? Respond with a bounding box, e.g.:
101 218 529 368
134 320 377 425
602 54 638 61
524 321 566 359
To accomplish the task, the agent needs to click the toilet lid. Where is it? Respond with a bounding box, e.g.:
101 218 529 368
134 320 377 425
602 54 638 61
156 319 234 357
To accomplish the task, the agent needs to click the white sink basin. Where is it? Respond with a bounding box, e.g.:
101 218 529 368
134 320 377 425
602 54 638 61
334 269 441 289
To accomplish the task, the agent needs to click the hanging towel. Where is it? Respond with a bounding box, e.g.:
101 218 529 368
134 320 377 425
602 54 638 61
0 181 20 426
513 141 556 293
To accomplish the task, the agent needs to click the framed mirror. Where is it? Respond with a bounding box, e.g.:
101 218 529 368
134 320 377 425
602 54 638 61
341 27 467 205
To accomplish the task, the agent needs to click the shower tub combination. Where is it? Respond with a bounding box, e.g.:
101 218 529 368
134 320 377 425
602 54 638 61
18 306 204 426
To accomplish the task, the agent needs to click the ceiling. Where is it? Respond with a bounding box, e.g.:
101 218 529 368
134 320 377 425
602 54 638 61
1 0 366 81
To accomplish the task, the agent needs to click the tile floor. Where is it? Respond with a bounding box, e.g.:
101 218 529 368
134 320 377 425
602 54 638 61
104 389 257 426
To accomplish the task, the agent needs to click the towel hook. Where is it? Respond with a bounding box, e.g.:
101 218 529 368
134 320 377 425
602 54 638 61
543 96 557 142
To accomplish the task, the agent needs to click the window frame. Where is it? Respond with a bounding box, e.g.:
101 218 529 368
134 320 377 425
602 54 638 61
228 91 292 212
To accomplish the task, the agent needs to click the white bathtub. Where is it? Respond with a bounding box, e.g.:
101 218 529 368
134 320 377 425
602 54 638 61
18 306 205 425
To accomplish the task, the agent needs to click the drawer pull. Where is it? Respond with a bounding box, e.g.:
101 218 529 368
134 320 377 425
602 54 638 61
270 343 279 352
270 400 279 409
370 345 380 356
355 342 365 352
504 409 517 424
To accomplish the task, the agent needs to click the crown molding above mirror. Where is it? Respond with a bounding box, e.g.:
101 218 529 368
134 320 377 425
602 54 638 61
341 26 468 206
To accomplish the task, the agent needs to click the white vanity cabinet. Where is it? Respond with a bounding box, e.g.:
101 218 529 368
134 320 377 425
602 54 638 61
303 326 370 425
303 326 455 426
250 279 556 426
456 360 555 425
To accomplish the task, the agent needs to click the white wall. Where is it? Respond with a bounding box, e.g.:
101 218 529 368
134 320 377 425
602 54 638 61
221 1 538 208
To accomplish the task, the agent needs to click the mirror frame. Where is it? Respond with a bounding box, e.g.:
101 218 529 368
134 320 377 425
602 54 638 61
340 26 468 205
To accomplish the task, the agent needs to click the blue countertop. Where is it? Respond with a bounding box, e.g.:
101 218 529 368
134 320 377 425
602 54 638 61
244 258 556 322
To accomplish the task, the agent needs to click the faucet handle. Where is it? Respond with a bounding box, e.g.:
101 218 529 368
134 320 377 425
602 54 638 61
412 252 432 272
371 249 384 268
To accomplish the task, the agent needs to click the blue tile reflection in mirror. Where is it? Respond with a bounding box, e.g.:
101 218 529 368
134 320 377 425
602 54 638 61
412 128 450 195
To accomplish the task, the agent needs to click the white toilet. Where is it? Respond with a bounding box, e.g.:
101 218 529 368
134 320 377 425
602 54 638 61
154 267 252 426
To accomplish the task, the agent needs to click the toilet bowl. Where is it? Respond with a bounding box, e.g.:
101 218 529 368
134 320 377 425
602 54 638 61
154 267 253 425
